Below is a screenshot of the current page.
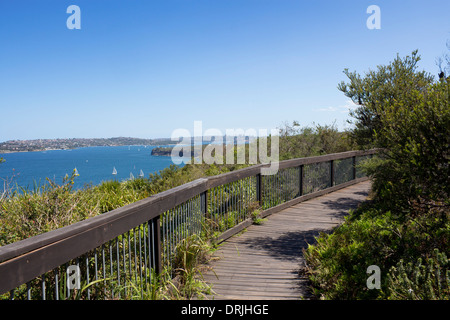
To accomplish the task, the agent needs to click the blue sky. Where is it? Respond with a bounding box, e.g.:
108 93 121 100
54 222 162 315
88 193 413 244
0 0 449 141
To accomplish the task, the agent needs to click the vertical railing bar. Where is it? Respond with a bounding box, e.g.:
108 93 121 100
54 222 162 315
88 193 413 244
122 233 127 298
133 227 138 289
218 186 220 231
171 208 175 266
86 253 90 300
183 199 187 238
161 212 165 268
256 173 262 208
274 171 277 205
167 210 171 269
138 224 143 298
166 211 169 269
227 183 231 229
228 183 231 229
220 184 224 231
238 180 241 225
164 212 168 268
217 186 220 232
272 174 276 207
330 160 335 188
94 248 98 283
149 219 154 274
116 237 120 299
192 196 196 236
76 257 80 300
41 273 46 300
109 241 113 299
146 221 152 284
195 195 199 235
166 211 170 269
299 165 304 197
127 231 132 293
352 156 356 180
192 197 195 236
144 221 149 291
101 244 106 297
213 187 217 232
177 205 180 247
152 218 156 274
198 194 202 235
187 198 190 237
182 201 185 241
54 268 59 301
180 201 184 240
233 182 236 227
277 170 280 205
154 215 162 275
193 196 196 236
142 223 147 292
237 180 240 225
202 190 208 236
27 281 31 300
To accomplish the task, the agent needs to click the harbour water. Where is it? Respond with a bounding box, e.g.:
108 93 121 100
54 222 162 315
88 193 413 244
0 145 179 192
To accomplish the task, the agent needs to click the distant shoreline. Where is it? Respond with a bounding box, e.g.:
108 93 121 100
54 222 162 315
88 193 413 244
0 148 66 154
0 137 174 154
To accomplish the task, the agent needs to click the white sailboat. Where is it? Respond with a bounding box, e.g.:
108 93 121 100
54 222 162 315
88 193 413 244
74 167 79 176
139 169 144 178
112 167 117 175
129 172 134 180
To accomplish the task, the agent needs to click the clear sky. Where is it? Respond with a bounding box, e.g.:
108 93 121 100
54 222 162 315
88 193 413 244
0 0 449 142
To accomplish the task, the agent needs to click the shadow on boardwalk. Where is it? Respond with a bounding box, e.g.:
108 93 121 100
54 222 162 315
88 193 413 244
245 229 328 262
202 181 372 300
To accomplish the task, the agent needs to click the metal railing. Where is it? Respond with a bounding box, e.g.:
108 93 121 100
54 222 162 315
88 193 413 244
0 149 376 299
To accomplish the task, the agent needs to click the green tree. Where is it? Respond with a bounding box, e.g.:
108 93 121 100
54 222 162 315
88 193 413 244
368 77 450 214
337 50 434 148
304 50 449 300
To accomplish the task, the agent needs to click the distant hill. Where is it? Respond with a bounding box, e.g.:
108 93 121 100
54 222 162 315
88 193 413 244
151 146 200 157
0 137 174 153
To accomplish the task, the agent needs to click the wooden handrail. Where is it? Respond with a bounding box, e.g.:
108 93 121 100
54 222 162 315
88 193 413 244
0 149 377 295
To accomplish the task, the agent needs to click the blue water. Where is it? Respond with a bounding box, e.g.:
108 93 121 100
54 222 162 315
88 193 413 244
0 145 180 192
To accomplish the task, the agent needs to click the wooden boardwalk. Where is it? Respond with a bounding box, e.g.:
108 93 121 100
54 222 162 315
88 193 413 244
202 181 371 300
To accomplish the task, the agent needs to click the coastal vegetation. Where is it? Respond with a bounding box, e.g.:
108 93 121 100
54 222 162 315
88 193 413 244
304 50 449 299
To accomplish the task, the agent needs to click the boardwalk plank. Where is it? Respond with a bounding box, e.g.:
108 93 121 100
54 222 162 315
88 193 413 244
202 181 371 300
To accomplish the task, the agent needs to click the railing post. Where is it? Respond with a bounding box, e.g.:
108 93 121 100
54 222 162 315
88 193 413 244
298 165 304 197
201 190 208 214
330 160 334 187
352 156 356 180
201 190 208 234
153 215 162 275
256 173 262 207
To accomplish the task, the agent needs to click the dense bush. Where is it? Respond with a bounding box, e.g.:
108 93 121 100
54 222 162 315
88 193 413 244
304 202 449 299
304 50 449 300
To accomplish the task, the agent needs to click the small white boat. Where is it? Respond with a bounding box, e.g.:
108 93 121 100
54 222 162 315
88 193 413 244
139 169 144 178
129 172 134 179
112 167 117 175
74 168 79 176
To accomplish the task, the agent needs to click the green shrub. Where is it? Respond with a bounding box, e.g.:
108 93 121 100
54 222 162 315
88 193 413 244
387 249 449 300
304 200 449 300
